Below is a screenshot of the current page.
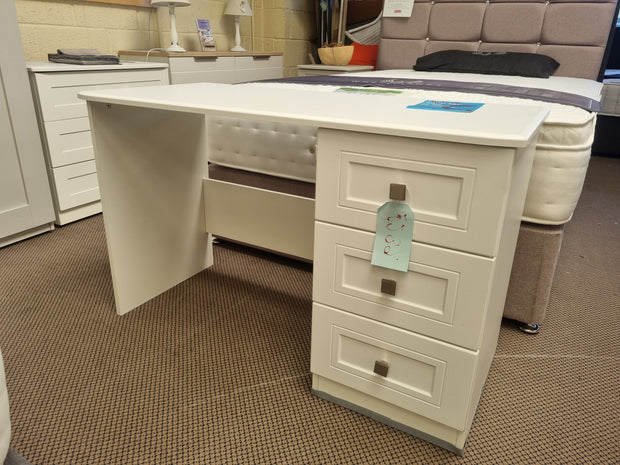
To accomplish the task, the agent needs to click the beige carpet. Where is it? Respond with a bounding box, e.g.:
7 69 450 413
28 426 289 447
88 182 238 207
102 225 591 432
0 155 618 464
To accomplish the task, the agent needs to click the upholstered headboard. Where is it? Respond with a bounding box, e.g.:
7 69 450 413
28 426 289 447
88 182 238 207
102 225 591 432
377 0 619 80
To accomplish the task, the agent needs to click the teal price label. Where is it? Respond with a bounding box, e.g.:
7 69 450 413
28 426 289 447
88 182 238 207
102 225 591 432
371 201 414 272
407 100 484 113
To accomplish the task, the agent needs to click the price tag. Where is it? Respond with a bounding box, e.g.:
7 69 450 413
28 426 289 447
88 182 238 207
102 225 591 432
371 201 414 272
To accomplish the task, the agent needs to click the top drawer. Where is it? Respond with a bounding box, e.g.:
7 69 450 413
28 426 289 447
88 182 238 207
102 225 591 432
235 56 283 83
235 55 282 71
167 56 236 84
315 128 518 257
167 55 235 73
31 68 169 121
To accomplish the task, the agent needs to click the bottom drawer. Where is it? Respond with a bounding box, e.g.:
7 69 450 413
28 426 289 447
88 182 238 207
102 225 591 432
52 160 100 210
311 303 477 430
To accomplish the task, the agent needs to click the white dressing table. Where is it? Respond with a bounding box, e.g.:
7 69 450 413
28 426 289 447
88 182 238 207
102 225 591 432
79 83 547 453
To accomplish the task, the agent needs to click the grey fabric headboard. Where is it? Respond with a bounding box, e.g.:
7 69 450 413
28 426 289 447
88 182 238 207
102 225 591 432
377 0 619 80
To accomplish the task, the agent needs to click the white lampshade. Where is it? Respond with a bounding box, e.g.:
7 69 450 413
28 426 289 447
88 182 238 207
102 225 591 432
224 0 252 17
151 0 191 53
224 0 253 52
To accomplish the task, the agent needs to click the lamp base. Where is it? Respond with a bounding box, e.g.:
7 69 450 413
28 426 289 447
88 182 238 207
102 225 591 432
229 45 247 52
165 43 186 53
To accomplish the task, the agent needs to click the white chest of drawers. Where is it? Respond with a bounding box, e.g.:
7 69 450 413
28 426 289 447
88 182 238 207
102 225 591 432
118 51 283 84
310 126 539 454
27 62 169 225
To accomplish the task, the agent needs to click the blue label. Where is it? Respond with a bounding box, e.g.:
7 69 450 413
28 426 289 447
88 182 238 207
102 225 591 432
407 100 484 113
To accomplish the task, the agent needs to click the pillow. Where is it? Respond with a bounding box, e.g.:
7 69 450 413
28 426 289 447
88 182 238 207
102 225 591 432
349 42 379 70
413 50 560 78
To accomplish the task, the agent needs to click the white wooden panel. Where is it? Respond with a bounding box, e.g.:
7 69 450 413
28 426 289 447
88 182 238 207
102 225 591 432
33 68 169 121
88 102 213 315
313 222 494 349
170 70 236 84
311 303 477 430
235 55 283 70
234 56 283 83
235 68 283 83
53 160 100 210
315 128 516 257
168 56 235 73
203 179 315 261
0 2 54 245
45 117 93 167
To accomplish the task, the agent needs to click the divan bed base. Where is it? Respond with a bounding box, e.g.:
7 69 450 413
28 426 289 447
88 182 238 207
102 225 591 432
207 166 561 333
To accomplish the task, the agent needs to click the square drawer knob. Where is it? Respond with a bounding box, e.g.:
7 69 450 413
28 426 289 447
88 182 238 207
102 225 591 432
381 278 397 296
389 183 406 201
373 360 390 377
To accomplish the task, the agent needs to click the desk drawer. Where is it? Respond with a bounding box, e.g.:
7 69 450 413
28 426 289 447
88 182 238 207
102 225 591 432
311 303 476 430
32 68 169 121
44 117 93 167
313 222 493 349
52 160 100 210
315 128 516 257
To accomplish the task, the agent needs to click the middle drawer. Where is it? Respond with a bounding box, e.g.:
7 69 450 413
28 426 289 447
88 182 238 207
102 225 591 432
313 222 494 350
44 117 93 167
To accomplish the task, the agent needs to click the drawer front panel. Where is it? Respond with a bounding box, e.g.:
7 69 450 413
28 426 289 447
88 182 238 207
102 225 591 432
313 222 494 349
170 70 236 84
234 56 283 82
235 67 283 83
44 117 93 167
315 128 515 257
33 69 169 121
235 55 282 70
53 160 100 210
168 56 235 73
311 303 476 430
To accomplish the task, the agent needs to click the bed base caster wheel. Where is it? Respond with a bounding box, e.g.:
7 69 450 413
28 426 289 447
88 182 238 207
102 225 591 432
518 323 540 334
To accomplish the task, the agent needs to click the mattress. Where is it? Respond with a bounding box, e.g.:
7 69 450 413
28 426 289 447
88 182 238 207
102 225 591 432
206 70 602 225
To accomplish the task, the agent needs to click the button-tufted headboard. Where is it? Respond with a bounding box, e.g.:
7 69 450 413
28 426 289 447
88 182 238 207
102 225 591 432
377 0 619 80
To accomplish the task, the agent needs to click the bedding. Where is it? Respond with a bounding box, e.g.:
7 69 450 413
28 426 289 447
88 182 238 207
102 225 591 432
208 69 602 225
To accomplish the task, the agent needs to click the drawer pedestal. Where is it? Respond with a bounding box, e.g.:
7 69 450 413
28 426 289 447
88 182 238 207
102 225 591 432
311 127 538 454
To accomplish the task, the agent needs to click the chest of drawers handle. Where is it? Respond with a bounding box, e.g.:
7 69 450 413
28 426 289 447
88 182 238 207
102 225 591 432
373 360 390 377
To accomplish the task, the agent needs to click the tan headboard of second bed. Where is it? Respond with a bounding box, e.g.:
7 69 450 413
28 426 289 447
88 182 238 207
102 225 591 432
377 0 619 80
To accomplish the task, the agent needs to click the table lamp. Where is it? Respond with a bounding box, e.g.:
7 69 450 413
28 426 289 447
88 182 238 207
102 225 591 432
151 0 191 53
224 0 253 52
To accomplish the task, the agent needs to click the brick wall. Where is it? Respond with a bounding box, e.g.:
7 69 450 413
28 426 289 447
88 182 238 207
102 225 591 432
14 0 316 76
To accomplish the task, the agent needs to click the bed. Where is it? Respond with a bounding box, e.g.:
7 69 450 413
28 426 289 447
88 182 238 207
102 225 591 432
204 0 619 333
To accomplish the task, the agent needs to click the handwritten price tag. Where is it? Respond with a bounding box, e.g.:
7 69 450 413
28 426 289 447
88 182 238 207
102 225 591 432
371 201 414 272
